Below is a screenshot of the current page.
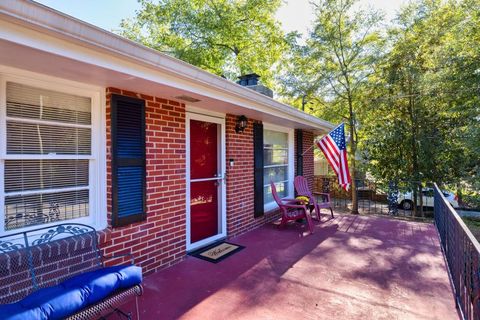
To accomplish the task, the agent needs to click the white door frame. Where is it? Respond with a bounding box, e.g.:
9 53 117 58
185 112 226 251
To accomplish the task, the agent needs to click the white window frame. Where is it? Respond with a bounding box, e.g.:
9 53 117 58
263 123 295 212
0 66 107 236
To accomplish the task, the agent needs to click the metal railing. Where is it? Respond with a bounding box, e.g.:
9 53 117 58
434 183 480 320
313 176 435 218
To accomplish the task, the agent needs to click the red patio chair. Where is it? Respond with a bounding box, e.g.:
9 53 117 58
294 176 334 221
270 181 314 234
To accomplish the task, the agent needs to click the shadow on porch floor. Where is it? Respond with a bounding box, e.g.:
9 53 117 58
119 213 459 320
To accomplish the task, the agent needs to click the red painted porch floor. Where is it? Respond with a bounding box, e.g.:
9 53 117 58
128 214 459 320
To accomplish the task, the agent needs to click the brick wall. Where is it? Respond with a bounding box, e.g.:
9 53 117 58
0 86 322 304
102 94 291 272
294 130 315 191
60 97 313 275
225 114 281 237
103 88 186 275
302 130 315 191
0 232 99 304
30 90 312 276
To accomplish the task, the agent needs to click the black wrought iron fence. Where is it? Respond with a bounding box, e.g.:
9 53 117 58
434 183 480 320
314 176 438 218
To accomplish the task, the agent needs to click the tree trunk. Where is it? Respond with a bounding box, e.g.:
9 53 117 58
456 183 462 207
348 95 358 214
350 154 358 214
407 82 421 216
412 187 418 216
418 183 424 217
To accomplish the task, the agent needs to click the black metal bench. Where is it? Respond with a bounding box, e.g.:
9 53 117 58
0 223 143 319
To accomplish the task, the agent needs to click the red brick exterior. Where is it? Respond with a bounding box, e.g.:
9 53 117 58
88 89 312 274
0 231 100 304
225 115 281 237
294 130 315 191
0 88 321 303
103 88 186 275
225 114 254 236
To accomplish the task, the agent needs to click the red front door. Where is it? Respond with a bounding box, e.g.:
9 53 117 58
189 119 221 243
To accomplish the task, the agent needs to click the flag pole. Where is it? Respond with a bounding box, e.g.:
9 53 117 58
300 143 316 156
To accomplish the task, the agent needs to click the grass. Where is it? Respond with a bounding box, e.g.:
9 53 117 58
462 216 480 242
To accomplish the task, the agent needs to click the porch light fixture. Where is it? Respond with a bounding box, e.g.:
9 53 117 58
235 115 248 133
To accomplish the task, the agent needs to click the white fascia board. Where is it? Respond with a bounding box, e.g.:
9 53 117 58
0 0 334 132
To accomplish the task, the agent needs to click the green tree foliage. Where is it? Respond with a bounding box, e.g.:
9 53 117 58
279 0 385 213
119 0 287 86
280 0 479 212
118 0 479 208
361 0 480 213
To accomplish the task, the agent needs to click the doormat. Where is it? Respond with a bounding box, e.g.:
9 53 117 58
189 241 245 264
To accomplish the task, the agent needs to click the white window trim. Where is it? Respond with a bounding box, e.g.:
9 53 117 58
0 66 107 236
263 123 294 212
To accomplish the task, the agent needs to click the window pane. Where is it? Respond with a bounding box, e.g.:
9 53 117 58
264 182 288 205
3 82 94 232
6 82 91 125
264 148 287 166
5 160 89 193
264 130 288 149
264 166 288 184
4 189 89 231
263 129 289 205
7 121 91 155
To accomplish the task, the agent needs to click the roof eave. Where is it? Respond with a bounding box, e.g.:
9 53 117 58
0 0 334 132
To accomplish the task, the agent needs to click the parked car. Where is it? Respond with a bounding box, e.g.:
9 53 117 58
397 188 459 210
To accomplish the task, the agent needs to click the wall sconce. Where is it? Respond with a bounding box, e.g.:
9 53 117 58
235 115 248 133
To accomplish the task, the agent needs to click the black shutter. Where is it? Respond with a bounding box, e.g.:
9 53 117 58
111 94 146 227
296 129 304 177
253 122 264 217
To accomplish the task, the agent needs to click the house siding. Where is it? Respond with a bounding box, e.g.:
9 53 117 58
100 90 315 274
103 87 187 274
225 115 283 238
295 130 315 191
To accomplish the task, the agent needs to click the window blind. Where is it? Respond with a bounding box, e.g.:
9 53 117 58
5 160 88 192
6 82 91 124
3 82 92 230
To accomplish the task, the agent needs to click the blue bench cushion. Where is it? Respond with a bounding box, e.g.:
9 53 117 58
0 265 142 320
0 304 45 320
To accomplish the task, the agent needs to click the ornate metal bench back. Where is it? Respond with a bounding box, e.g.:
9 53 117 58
0 223 101 304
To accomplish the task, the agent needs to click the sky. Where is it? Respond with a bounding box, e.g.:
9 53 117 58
34 0 409 35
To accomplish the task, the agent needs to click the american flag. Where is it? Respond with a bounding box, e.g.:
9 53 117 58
316 123 351 191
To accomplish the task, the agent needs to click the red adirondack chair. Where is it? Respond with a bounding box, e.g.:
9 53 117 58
294 176 334 221
270 181 314 234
